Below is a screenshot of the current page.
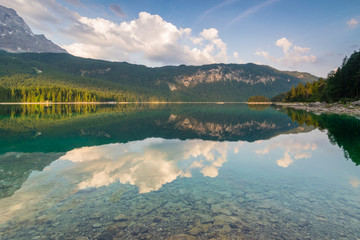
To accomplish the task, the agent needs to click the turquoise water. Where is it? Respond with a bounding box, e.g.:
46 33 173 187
0 104 359 239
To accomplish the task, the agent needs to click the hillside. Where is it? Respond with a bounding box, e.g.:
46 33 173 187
0 51 318 102
275 50 360 103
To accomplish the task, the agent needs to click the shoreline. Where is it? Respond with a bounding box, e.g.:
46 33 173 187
1 101 359 116
272 101 360 116
0 101 248 105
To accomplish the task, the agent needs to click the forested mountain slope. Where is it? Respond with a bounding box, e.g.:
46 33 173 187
0 51 317 102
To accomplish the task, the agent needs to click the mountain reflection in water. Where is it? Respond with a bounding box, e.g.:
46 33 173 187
0 104 360 240
0 103 304 199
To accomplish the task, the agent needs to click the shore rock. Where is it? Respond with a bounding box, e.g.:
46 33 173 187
273 102 360 116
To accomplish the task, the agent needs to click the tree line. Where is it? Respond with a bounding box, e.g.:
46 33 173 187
274 50 360 102
0 85 161 103
0 73 165 102
248 95 270 102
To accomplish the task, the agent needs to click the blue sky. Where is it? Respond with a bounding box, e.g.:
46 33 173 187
1 0 359 77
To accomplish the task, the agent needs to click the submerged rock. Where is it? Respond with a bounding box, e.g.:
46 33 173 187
113 214 128 222
188 226 202 235
211 204 232 216
92 223 102 228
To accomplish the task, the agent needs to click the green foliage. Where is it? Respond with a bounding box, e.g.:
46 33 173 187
248 95 270 102
326 50 360 101
0 83 154 103
270 92 287 102
282 78 327 102
0 51 318 102
277 50 360 103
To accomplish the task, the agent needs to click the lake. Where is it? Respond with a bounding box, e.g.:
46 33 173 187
0 103 359 240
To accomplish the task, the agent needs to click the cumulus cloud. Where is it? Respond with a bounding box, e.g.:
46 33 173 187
346 18 358 28
200 28 219 40
0 0 231 66
255 37 317 68
276 37 292 53
62 12 229 65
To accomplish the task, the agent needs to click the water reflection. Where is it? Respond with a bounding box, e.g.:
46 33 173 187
1 128 359 239
0 104 301 154
285 109 360 166
60 139 229 193
256 136 318 168
167 114 278 140
0 152 63 198
349 177 360 187
0 138 231 224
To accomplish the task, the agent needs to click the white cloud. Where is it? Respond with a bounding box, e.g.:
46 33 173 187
191 37 204 45
0 1 230 66
255 37 317 68
346 18 358 28
233 51 243 64
276 37 292 53
293 45 310 53
61 12 229 65
200 28 219 40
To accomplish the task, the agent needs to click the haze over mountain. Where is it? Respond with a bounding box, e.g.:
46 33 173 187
0 5 66 53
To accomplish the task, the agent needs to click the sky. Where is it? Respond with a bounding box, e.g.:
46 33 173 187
1 0 359 77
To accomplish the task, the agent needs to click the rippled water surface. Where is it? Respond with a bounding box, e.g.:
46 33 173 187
0 104 359 239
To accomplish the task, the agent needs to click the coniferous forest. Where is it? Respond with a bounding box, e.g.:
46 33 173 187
275 50 360 102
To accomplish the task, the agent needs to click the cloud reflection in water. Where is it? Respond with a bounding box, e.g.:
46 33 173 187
60 138 230 193
0 138 231 224
255 134 318 168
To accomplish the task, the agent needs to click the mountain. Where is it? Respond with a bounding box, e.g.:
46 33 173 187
0 5 66 53
0 5 319 102
0 51 319 102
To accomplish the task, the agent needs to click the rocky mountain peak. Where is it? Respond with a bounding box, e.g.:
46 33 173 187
0 5 67 53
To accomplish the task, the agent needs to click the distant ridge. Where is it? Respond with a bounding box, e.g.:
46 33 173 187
0 5 67 53
0 51 319 102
